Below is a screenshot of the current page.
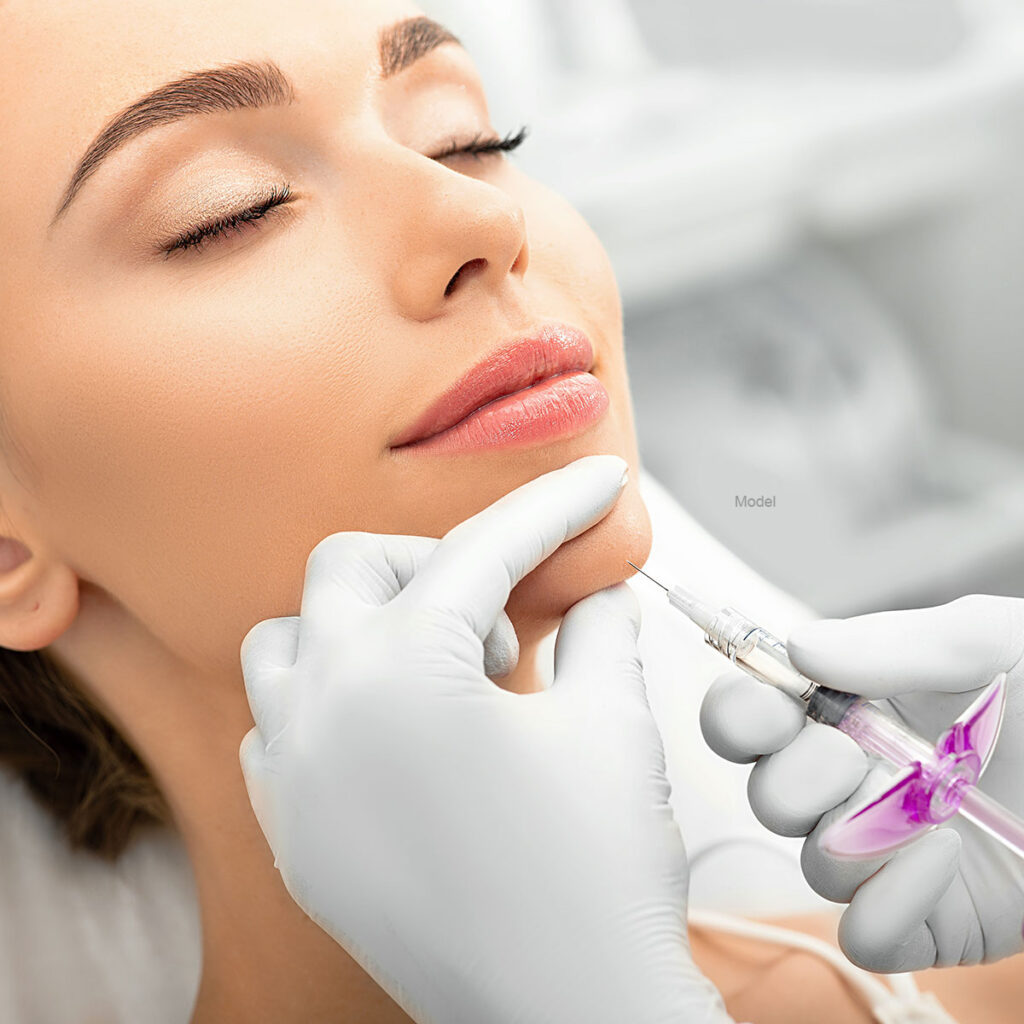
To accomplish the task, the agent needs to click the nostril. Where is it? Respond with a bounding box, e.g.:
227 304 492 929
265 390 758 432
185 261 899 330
445 258 487 297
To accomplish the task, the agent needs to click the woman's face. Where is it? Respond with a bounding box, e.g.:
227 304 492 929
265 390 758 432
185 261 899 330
0 0 650 681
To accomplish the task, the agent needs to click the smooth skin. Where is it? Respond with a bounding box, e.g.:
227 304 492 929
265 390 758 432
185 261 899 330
2 0 1021 1021
0 0 649 1018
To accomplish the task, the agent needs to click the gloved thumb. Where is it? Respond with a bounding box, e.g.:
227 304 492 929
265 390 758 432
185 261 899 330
787 595 1024 699
550 582 646 704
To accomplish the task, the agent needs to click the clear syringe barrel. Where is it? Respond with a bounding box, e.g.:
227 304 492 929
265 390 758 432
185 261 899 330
669 594 816 703
676 595 936 766
957 785 1024 857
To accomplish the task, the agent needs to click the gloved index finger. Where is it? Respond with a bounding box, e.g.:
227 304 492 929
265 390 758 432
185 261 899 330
787 595 1024 698
700 669 806 764
395 455 628 642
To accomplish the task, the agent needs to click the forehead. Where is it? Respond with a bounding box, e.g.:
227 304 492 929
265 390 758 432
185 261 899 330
0 0 424 244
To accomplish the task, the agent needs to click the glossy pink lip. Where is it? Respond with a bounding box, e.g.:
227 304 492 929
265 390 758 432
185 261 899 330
390 322 610 454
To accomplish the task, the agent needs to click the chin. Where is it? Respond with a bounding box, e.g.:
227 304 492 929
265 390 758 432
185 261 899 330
503 477 652 637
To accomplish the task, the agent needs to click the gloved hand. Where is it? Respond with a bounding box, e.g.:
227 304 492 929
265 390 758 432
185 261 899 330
700 594 1024 973
239 455 734 1024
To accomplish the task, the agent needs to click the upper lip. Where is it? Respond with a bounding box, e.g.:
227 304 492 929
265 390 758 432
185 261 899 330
390 321 596 447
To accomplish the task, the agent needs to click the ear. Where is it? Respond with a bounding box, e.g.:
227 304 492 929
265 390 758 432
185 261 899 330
0 531 80 652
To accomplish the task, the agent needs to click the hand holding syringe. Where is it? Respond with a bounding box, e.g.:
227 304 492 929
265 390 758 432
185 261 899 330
638 564 1024 972
629 563 1024 862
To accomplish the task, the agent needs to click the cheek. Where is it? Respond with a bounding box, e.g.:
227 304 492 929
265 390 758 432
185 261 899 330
13 167 636 679
513 173 623 347
6 277 401 674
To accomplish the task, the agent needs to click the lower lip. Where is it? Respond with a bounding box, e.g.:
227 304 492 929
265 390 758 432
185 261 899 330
394 371 610 455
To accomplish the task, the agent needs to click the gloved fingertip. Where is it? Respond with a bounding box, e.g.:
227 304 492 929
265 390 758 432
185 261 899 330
578 579 641 624
553 583 644 689
565 454 629 496
837 829 959 971
787 618 844 644
483 611 520 679
747 724 868 838
559 582 635 632
800 828 889 904
786 619 852 675
838 914 937 974
240 615 301 676
239 727 265 774
700 671 805 763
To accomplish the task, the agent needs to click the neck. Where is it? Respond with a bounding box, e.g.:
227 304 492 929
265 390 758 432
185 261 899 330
52 579 550 1023
188 631 548 1021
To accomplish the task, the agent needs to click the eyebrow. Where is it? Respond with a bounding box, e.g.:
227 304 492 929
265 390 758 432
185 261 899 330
49 15 461 228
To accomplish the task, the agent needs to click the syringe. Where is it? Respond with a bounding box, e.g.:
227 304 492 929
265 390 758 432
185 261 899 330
628 561 1024 863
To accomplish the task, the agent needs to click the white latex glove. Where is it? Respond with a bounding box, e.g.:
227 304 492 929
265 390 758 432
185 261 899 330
700 594 1024 973
239 455 734 1024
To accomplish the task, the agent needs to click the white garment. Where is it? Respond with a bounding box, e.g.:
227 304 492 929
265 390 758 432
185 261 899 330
0 774 201 1023
0 468 831 1022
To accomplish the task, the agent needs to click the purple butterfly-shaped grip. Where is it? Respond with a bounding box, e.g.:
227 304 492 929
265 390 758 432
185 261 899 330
936 672 1007 773
822 673 1008 860
822 763 929 859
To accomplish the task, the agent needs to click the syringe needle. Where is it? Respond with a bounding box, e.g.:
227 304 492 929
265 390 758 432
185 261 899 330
626 561 669 591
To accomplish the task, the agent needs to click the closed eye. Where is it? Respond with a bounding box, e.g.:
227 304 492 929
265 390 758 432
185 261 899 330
160 184 297 259
159 124 528 259
431 125 529 161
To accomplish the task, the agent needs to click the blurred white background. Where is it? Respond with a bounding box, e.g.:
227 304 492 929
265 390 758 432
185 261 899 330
424 0 1024 616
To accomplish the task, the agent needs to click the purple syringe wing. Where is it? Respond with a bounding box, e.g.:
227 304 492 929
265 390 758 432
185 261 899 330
821 763 932 859
937 672 1007 776
822 674 1009 859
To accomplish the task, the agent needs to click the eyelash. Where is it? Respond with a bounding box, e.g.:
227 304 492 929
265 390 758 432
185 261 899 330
160 124 530 259
161 184 296 259
431 124 529 161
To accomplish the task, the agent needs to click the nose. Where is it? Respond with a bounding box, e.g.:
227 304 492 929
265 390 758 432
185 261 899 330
379 149 530 320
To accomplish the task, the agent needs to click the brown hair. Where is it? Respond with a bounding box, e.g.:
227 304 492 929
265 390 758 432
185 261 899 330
0 644 173 861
